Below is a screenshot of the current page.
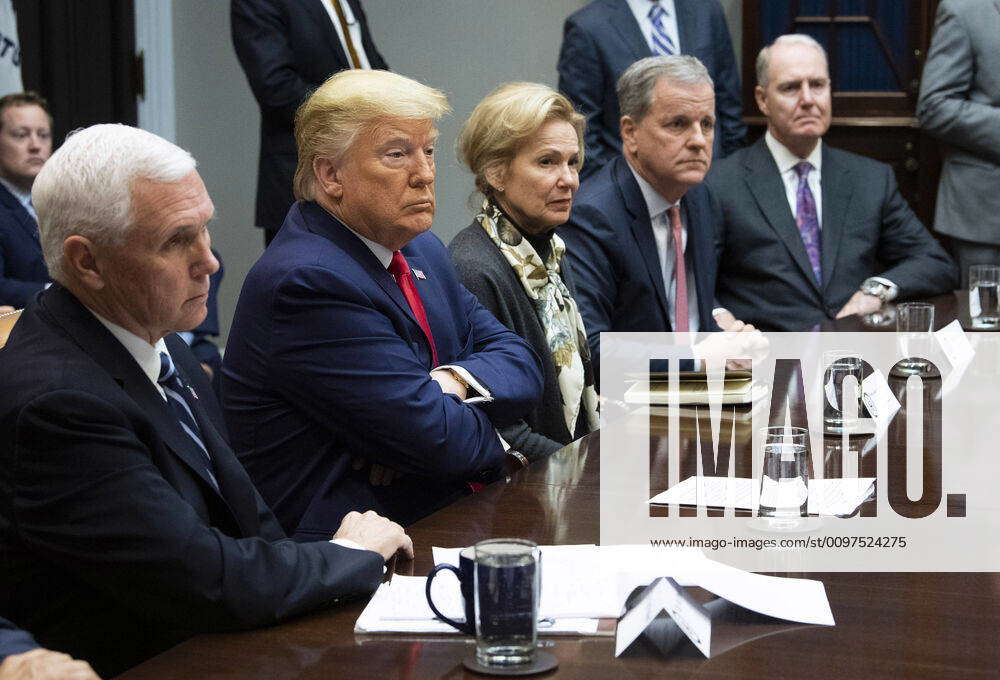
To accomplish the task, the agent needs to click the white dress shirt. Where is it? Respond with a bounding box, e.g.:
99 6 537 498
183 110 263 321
627 0 681 54
90 310 170 400
319 0 372 70
628 163 701 332
764 130 823 228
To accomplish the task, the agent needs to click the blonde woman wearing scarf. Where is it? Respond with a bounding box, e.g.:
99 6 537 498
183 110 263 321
449 83 599 460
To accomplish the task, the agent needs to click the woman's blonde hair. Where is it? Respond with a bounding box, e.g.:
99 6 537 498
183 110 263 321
293 69 451 201
458 82 584 201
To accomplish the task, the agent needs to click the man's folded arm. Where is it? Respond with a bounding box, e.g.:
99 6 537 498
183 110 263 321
269 267 508 479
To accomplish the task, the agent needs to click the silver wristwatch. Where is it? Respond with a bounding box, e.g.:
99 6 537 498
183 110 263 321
860 277 895 302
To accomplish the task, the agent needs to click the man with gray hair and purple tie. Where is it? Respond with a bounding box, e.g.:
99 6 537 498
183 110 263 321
705 33 956 331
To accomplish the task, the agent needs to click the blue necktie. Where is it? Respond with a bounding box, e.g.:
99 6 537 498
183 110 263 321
794 161 822 285
648 3 676 56
158 352 219 491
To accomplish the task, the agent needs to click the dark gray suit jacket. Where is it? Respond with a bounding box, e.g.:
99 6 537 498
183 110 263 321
917 0 1000 245
707 138 958 331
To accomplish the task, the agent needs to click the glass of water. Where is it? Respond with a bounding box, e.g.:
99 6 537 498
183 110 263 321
759 426 809 524
969 265 1000 328
895 302 936 376
474 538 540 666
822 351 863 435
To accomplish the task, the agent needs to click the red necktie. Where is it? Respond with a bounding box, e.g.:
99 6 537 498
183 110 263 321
668 205 689 332
388 251 438 366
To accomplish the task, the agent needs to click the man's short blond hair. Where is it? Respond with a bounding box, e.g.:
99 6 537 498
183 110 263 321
457 82 584 201
293 70 451 201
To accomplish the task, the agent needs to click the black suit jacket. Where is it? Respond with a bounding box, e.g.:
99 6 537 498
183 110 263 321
231 0 388 231
0 183 47 307
558 156 721 381
558 0 745 179
0 285 383 677
707 138 958 331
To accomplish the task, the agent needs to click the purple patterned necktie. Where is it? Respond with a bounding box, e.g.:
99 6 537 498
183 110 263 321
794 161 822 284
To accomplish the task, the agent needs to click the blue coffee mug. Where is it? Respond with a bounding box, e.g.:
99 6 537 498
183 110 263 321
425 547 476 634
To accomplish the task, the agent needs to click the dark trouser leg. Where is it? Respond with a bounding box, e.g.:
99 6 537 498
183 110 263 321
264 226 279 247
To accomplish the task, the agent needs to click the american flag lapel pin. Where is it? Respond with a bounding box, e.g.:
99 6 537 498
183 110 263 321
413 269 426 280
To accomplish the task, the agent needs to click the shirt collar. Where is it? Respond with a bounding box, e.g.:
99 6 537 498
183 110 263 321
627 0 676 19
627 159 680 221
0 176 33 211
765 130 823 176
88 308 169 388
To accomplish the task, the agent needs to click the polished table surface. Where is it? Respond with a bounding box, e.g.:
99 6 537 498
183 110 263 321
120 294 1000 679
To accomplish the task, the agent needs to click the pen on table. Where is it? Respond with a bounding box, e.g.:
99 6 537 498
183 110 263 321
384 554 397 583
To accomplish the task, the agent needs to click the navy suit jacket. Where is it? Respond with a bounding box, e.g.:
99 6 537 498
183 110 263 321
231 0 388 232
558 156 721 381
222 202 542 535
0 285 383 677
0 183 47 307
707 138 958 331
0 617 38 661
558 0 745 179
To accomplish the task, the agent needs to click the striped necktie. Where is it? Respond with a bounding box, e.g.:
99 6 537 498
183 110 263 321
648 3 676 56
158 352 219 491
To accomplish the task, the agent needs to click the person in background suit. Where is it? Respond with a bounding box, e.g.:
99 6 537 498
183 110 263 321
450 83 599 461
560 55 755 381
222 70 542 535
0 92 50 308
0 92 225 385
707 34 957 332
558 0 745 180
0 124 412 677
0 617 98 680
917 0 1000 287
232 0 388 245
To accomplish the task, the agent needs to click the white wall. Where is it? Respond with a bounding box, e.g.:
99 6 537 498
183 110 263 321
165 0 743 343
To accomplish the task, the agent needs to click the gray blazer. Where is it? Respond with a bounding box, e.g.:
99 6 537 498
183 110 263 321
917 0 1000 244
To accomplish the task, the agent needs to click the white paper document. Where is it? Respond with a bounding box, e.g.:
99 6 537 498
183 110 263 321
648 476 875 516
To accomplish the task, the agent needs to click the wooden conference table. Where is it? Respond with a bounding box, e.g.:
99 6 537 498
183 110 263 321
121 293 1000 679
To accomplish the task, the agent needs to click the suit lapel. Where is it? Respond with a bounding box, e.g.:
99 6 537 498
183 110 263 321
615 159 671 322
744 139 821 294
307 0 351 67
681 193 715 326
0 183 40 246
166 336 260 536
818 145 851 295
39 287 233 502
609 0 653 60
673 0 694 52
300 202 433 361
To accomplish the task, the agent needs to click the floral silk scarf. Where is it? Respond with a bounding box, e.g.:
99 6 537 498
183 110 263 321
476 200 599 435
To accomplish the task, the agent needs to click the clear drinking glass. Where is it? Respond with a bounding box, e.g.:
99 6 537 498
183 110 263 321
895 302 935 376
969 265 1000 328
822 351 863 434
759 426 809 524
473 538 540 666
